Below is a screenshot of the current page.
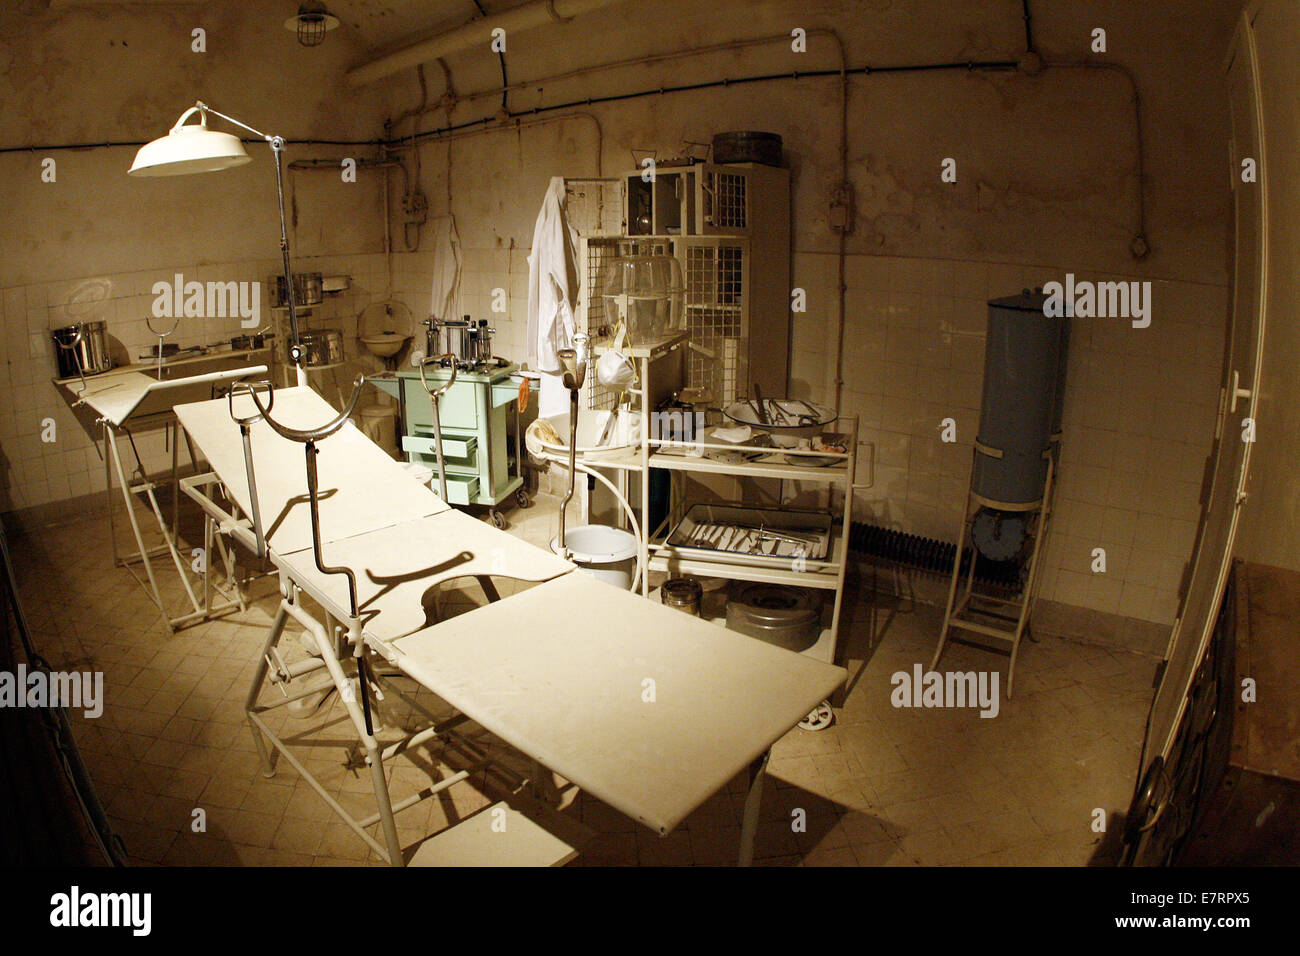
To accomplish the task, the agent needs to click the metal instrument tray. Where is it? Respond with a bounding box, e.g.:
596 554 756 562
665 504 832 561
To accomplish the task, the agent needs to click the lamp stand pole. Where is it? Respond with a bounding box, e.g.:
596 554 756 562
269 136 307 388
194 102 306 388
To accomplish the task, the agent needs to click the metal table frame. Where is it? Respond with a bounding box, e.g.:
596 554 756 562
57 365 267 633
175 384 844 866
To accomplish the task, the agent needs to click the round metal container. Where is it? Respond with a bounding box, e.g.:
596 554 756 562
270 272 324 308
661 577 703 616
298 329 343 367
725 583 820 652
51 321 112 378
431 319 472 362
712 131 784 167
298 273 323 305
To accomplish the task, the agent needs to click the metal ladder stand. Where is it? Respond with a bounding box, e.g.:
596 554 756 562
931 443 1059 698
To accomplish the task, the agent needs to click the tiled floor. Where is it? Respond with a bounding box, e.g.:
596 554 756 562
8 491 1156 866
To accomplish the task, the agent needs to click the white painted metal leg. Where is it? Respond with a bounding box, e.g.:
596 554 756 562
246 602 289 776
106 424 173 634
282 599 404 865
738 750 770 867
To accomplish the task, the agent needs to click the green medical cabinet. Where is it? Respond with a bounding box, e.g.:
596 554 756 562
367 364 534 525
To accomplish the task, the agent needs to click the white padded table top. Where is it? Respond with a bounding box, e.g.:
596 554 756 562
388 572 847 835
62 366 270 427
276 508 575 645
175 387 449 555
176 383 847 841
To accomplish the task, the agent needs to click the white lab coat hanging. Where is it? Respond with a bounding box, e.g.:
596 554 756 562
526 177 581 417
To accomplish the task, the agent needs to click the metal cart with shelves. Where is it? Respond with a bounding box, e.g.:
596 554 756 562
554 329 857 728
367 364 533 528
644 421 859 722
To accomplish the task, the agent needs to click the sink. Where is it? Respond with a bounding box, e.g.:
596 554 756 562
362 332 410 358
528 409 641 461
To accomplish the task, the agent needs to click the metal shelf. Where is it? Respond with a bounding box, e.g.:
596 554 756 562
647 528 846 590
53 346 272 386
649 446 851 484
592 328 688 360
638 411 859 700
545 431 854 483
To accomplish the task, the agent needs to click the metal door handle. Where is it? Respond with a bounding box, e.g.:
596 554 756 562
1229 369 1252 414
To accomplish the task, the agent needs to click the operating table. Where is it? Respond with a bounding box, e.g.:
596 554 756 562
55 362 270 633
174 383 846 866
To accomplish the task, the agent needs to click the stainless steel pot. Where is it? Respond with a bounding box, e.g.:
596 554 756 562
431 319 471 362
428 321 480 366
297 329 343 367
51 321 113 378
725 583 821 652
269 272 324 308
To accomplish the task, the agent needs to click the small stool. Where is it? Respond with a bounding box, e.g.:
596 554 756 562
357 404 398 457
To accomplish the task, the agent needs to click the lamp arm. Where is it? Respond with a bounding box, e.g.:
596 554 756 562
190 101 275 143
169 101 304 386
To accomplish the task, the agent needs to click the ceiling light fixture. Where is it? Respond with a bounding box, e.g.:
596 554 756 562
286 1 339 48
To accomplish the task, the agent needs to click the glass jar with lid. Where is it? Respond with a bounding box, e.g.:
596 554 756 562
600 241 685 343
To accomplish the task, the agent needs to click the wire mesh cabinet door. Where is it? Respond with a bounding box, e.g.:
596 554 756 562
677 237 750 407
689 164 790 393
563 178 625 237
575 235 624 411
695 164 750 236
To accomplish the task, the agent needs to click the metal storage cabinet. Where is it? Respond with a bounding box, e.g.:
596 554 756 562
371 365 529 515
569 163 790 407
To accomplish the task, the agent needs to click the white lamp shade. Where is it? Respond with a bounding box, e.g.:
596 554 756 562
128 125 252 177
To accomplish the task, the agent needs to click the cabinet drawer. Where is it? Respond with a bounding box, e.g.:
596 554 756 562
402 433 477 460
403 379 479 430
442 474 479 506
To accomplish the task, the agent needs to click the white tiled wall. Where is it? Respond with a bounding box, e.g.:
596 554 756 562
789 253 1224 625
389 246 531 364
388 242 1223 624
0 252 395 514
7 241 1221 626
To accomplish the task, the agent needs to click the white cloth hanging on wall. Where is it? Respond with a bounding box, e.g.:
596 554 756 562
526 178 580 418
429 214 462 323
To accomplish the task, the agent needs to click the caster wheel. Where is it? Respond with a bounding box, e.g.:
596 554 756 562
516 488 532 509
798 700 834 732
490 510 508 530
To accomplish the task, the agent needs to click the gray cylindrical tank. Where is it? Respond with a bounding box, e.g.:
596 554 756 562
971 291 1070 508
